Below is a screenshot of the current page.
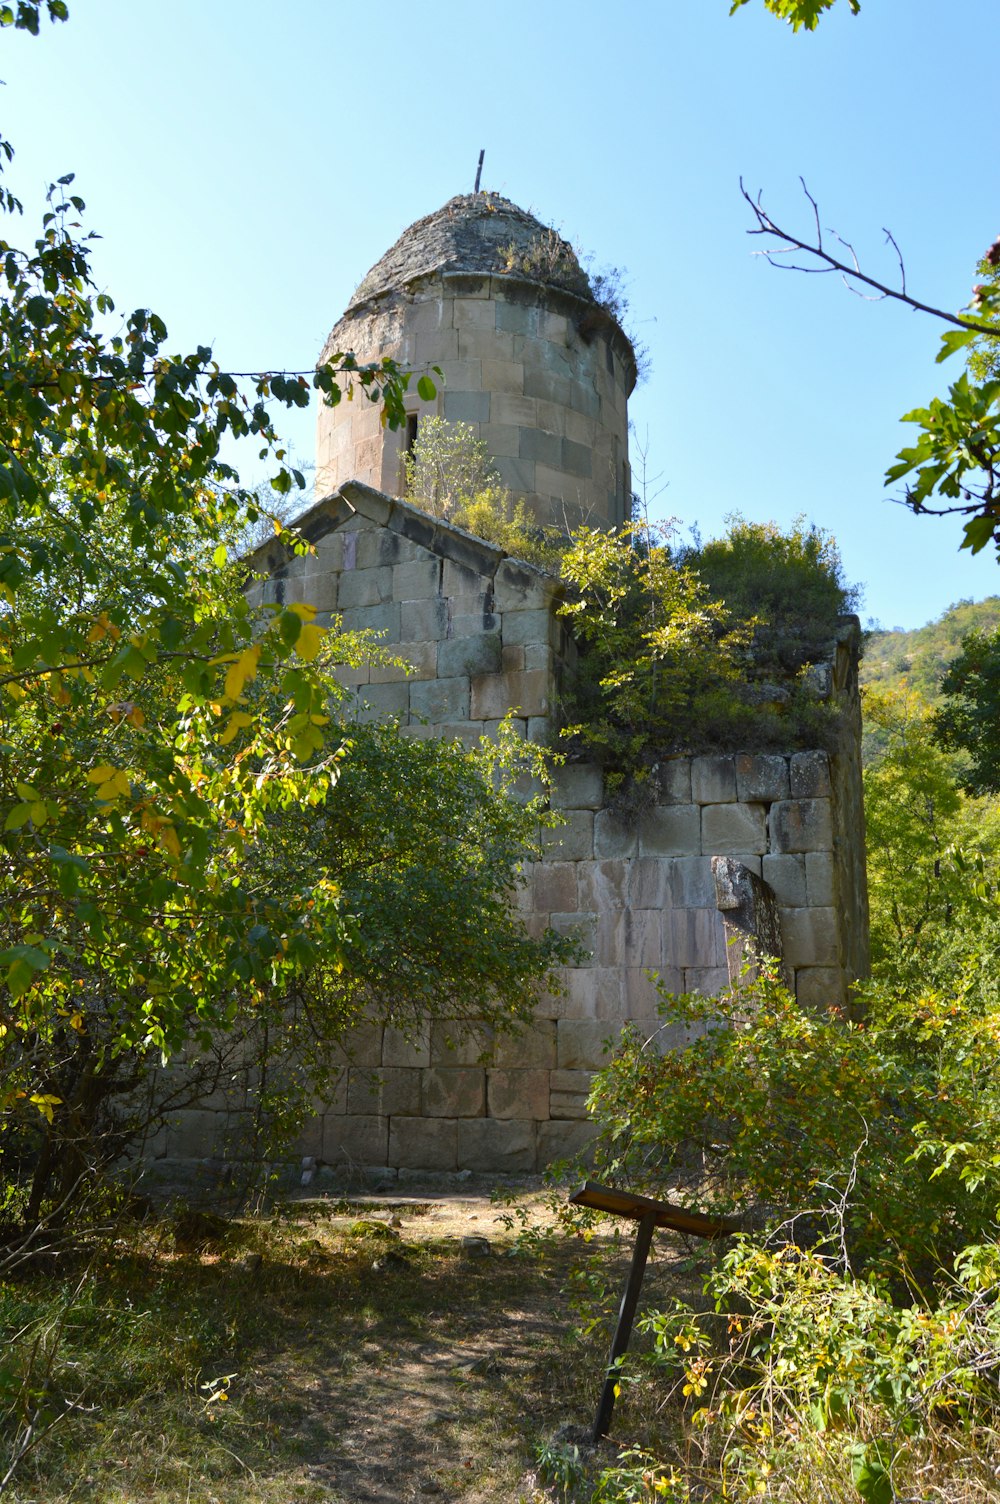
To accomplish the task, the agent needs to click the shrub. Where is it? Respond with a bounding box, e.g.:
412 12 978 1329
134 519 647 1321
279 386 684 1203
585 962 1000 1284
680 514 859 675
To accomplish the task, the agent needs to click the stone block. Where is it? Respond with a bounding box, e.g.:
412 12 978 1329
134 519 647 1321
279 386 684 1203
487 1069 551 1119
165 1110 220 1159
669 856 715 908
337 565 392 609
389 1117 458 1171
628 856 671 909
338 601 401 638
550 911 599 961
493 1020 557 1069
577 859 629 911
393 559 441 600
400 596 450 642
533 861 579 914
325 1114 389 1167
593 968 627 1020
762 853 808 907
562 438 592 478
524 369 571 408
654 758 691 804
359 682 410 720
480 358 524 394
691 755 737 804
790 751 832 798
683 967 730 996
594 808 638 859
458 1118 537 1173
795 967 845 1010
557 1020 618 1070
493 455 535 493
330 1023 384 1068
519 427 562 467
668 907 726 969
421 1068 486 1118
736 753 790 803
347 1067 422 1118
430 1021 494 1066
624 966 673 1014
452 610 500 639
538 1120 598 1166
381 1023 431 1069
551 763 604 810
440 555 487 597
502 645 525 672
492 559 549 612
541 810 595 861
410 675 470 722
805 851 836 907
500 607 559 648
550 1093 591 1121
452 297 496 328
470 668 550 719
293 1118 323 1161
598 908 662 968
479 420 522 457
639 805 701 858
702 803 767 856
769 799 833 854
436 631 499 679
458 326 515 361
779 907 839 967
368 640 437 684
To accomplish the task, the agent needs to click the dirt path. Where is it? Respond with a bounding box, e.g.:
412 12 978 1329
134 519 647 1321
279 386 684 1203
248 1185 686 1504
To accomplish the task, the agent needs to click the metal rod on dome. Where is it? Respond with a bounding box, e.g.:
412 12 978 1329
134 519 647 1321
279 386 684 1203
474 149 484 194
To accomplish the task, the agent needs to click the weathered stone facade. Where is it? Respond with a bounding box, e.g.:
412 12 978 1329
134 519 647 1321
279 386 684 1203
316 195 636 530
236 479 869 1177
151 192 869 1184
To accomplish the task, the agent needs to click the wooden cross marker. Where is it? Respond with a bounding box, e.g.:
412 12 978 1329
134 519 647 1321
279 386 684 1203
568 1181 737 1442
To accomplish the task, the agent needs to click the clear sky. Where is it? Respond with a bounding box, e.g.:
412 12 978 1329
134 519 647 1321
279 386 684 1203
4 0 999 629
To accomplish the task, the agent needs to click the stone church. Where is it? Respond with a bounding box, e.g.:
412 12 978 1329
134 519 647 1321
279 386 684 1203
231 193 868 1179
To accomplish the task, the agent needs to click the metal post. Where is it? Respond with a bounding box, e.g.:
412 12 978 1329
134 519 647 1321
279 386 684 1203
592 1210 656 1442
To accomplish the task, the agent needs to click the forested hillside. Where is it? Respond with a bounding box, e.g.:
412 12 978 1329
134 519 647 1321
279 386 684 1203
862 597 1000 701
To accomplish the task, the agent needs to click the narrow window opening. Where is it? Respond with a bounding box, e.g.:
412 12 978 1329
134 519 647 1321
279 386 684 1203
404 412 419 454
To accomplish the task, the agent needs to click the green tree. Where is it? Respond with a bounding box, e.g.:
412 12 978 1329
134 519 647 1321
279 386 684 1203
863 689 1000 978
729 0 859 29
0 11 569 1223
935 625 1000 795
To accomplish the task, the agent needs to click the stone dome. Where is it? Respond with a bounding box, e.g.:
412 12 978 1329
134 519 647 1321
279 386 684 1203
348 193 594 311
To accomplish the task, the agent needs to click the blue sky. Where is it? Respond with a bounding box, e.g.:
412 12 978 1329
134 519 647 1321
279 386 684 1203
5 0 999 629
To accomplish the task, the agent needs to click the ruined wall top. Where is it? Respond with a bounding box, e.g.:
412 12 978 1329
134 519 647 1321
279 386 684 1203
348 193 596 313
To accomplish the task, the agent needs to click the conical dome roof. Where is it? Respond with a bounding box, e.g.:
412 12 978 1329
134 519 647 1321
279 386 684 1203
348 193 593 311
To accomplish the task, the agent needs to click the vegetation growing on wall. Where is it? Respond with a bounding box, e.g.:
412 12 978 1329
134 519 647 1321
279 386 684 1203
557 517 856 800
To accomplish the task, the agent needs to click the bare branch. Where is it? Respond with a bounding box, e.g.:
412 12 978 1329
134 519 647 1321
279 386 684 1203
740 179 999 337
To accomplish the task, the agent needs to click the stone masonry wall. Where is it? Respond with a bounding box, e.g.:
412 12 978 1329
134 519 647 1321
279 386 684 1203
316 271 634 531
169 480 872 1183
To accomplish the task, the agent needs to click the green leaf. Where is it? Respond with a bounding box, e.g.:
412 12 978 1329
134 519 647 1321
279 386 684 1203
936 328 979 364
416 375 437 402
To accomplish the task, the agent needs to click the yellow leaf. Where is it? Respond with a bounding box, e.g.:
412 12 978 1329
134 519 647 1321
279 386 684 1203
29 801 47 826
69 1012 85 1032
126 704 146 728
218 711 254 746
87 764 118 784
286 602 317 623
224 645 260 701
297 623 325 661
29 1093 62 1124
157 823 181 859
